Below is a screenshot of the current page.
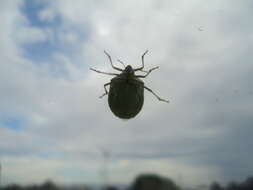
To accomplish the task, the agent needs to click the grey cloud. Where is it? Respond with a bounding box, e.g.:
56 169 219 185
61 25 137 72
1 0 253 186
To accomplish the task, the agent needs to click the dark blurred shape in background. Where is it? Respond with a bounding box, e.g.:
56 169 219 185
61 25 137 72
210 176 253 190
103 186 119 190
129 173 180 190
1 174 253 190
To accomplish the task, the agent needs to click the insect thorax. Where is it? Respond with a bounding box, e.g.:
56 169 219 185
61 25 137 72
122 65 135 76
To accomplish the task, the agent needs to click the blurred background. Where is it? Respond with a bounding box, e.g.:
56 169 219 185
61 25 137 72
0 0 253 189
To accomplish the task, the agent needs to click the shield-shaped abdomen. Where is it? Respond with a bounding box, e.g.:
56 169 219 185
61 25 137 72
108 77 144 119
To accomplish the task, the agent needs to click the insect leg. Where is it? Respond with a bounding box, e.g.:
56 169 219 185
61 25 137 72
100 82 111 98
144 86 169 103
134 50 149 71
104 50 123 72
135 66 159 78
90 68 118 76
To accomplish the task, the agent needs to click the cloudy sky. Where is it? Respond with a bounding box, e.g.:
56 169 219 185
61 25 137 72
1 0 253 188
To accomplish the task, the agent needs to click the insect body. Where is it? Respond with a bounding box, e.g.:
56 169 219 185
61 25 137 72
108 65 144 119
90 50 169 119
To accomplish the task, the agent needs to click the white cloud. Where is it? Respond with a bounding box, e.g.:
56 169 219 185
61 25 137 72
15 26 51 43
59 32 79 46
38 7 55 22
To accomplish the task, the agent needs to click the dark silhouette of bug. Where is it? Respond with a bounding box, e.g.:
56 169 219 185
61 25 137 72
90 50 169 119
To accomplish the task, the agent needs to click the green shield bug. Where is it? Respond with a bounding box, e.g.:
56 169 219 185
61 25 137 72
90 50 169 119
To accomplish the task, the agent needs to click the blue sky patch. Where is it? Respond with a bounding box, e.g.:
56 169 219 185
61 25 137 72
20 0 91 67
21 0 60 28
20 0 62 62
0 117 24 131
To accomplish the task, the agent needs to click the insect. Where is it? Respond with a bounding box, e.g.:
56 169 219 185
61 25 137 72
90 50 169 119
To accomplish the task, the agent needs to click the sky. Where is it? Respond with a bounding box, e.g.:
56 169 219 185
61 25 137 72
0 0 253 188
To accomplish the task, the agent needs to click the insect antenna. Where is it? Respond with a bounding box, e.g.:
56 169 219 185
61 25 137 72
117 59 126 68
